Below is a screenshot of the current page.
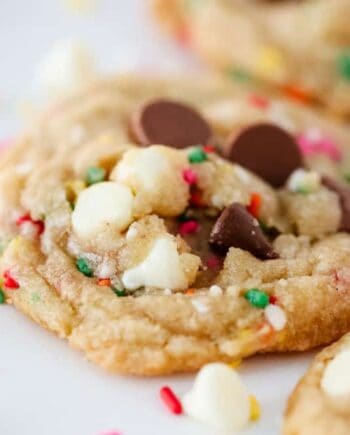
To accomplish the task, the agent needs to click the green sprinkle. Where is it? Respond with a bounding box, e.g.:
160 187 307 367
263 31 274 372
227 67 250 83
112 287 127 297
31 292 40 303
344 173 350 184
188 147 208 164
295 187 309 195
0 289 5 304
337 52 350 81
76 258 93 277
86 166 106 185
244 288 269 309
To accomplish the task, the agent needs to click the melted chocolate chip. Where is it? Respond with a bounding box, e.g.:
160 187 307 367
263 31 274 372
225 123 303 187
209 203 279 260
130 99 212 148
322 176 350 232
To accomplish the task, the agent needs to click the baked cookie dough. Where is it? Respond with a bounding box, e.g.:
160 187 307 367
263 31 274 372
284 332 350 435
2 75 350 375
152 0 350 116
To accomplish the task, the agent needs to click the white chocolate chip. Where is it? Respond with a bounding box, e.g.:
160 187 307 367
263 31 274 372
182 363 250 431
72 182 134 240
287 169 320 193
110 146 189 217
321 350 350 398
264 304 287 331
36 39 96 97
96 257 116 279
126 224 138 240
121 236 199 291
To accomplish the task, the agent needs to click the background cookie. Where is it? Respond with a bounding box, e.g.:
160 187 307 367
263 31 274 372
284 332 350 435
152 0 350 117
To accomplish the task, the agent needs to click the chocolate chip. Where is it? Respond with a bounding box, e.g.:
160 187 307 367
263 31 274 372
130 99 212 148
225 123 303 187
322 176 350 232
209 203 279 260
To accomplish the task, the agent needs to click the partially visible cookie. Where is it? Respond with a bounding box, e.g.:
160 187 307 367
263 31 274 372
284 332 350 435
2 75 350 376
152 0 350 116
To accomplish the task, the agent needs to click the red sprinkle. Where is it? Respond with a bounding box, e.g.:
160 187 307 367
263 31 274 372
160 386 183 415
182 168 198 185
247 193 262 218
179 220 199 236
248 94 270 110
190 190 203 207
269 295 278 305
3 270 19 289
206 256 221 269
203 144 216 153
16 213 45 236
282 84 313 104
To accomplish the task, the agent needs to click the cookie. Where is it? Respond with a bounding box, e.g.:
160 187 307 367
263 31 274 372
284 332 350 435
2 74 350 376
152 0 350 116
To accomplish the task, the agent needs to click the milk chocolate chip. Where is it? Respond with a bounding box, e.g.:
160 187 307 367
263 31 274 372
226 123 302 187
130 99 212 148
209 203 279 260
322 176 350 232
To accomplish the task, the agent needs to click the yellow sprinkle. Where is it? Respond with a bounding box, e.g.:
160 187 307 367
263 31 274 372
256 46 284 79
66 179 86 202
229 359 242 369
249 395 261 421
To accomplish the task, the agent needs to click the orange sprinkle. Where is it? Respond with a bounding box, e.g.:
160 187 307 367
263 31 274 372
247 193 261 218
185 288 195 296
98 278 111 287
282 84 313 104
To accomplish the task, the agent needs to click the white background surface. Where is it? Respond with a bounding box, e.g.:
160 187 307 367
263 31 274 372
0 2 316 434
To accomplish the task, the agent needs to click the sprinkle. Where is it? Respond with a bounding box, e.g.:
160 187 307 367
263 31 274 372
188 147 208 164
182 168 198 185
160 386 183 415
206 256 221 269
3 270 19 289
16 213 45 236
264 304 287 331
269 295 278 305
248 94 270 110
337 52 350 81
0 289 5 304
185 288 195 296
256 46 284 79
202 144 216 153
86 166 106 185
227 67 250 83
249 395 261 421
257 322 275 344
190 190 204 207
229 359 242 369
76 258 93 277
247 193 261 218
282 84 312 104
98 278 111 287
178 220 199 236
112 288 127 297
297 130 342 162
244 288 269 309
176 24 191 46
209 285 223 296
